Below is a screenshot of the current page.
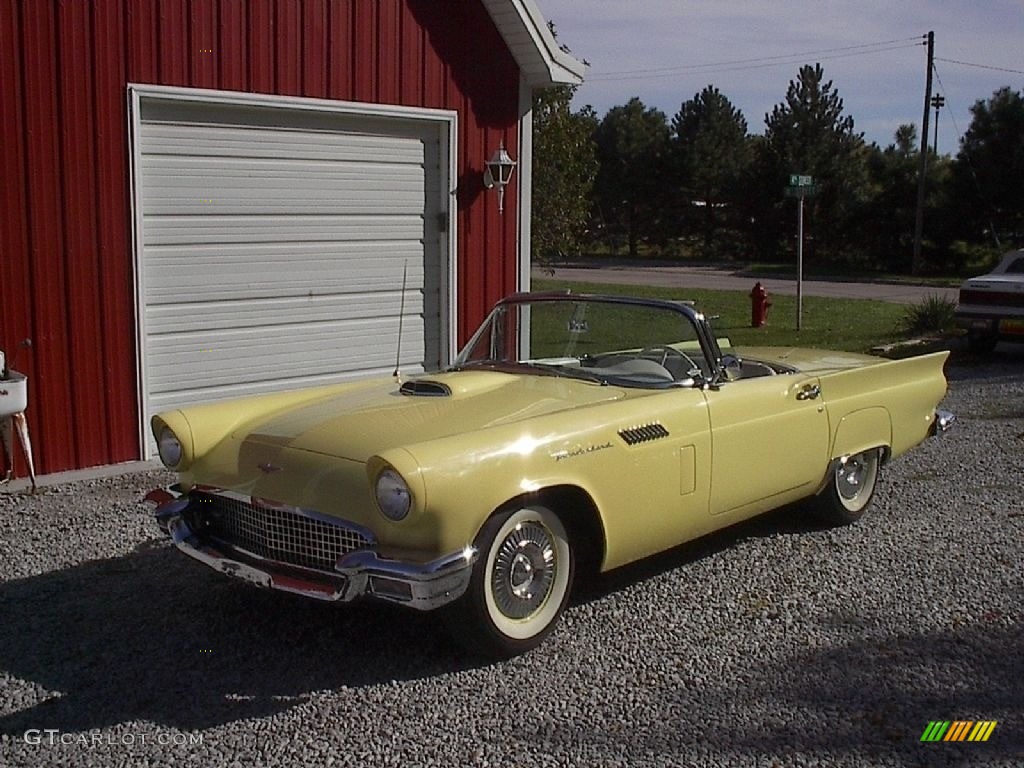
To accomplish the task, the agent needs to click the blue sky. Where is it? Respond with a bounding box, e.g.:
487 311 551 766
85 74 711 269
535 0 1023 156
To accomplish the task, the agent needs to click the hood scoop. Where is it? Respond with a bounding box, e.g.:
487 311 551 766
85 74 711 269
399 379 452 397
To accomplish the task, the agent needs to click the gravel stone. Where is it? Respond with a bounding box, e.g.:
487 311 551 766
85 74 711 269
1 353 1021 767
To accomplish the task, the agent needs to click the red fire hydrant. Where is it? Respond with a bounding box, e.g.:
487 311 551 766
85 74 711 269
750 282 771 328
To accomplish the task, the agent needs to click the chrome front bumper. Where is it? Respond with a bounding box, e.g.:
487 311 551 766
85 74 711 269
146 489 477 611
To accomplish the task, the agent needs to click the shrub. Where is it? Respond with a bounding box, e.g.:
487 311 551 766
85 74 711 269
901 294 958 335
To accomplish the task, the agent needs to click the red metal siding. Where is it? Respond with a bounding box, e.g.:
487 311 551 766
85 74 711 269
248 0 275 93
92 0 138 464
218 0 247 91
0 2 34 470
21 2 77 472
59 0 111 465
352 1 376 102
0 0 522 477
191 0 218 89
302 0 328 97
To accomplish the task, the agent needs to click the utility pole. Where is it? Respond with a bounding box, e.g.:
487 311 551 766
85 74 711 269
912 31 934 276
931 94 945 154
785 174 815 331
796 194 804 330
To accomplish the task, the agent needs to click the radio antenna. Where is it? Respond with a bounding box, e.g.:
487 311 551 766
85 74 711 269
393 261 408 380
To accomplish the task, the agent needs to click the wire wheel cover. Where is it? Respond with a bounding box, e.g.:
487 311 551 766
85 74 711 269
490 521 558 620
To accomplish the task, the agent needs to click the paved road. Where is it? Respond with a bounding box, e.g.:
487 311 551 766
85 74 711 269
534 263 959 305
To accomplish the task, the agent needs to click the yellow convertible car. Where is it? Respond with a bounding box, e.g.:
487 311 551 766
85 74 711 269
147 292 953 657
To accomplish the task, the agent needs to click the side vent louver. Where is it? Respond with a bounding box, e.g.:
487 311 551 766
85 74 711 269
399 380 452 397
618 423 670 445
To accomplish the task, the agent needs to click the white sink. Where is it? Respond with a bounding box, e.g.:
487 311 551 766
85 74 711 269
0 371 27 416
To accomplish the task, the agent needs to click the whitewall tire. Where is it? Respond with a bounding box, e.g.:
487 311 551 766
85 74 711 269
813 449 881 525
444 505 574 658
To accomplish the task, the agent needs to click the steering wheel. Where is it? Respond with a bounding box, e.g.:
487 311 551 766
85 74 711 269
639 345 700 378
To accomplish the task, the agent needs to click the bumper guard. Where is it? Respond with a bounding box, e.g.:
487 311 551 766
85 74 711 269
930 409 956 437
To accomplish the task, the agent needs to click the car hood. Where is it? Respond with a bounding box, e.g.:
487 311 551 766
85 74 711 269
232 370 626 462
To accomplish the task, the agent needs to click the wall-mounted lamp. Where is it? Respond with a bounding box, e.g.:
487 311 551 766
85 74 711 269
483 142 517 213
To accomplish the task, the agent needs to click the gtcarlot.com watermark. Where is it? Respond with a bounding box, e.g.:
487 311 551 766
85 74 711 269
23 729 202 747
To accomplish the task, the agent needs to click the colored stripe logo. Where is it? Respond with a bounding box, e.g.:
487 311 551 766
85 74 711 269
920 721 997 742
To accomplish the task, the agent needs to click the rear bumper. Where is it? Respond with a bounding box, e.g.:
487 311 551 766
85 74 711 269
146 488 477 611
955 312 1024 338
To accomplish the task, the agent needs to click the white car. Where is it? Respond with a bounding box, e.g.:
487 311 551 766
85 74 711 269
955 249 1024 353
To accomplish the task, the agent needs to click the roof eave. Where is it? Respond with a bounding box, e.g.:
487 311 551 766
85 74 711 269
482 0 586 88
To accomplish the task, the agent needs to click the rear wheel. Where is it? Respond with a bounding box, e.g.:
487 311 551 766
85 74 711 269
967 330 997 354
444 505 573 658
812 449 881 525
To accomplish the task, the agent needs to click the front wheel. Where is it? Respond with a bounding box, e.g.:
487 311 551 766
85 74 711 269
443 505 574 658
812 449 881 525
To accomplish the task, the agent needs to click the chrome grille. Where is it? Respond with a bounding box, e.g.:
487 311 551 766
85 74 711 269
193 491 372 572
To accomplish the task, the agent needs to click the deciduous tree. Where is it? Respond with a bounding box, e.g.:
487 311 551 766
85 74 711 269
952 86 1024 249
531 85 598 266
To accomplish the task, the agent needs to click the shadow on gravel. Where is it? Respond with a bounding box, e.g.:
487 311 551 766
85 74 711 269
529 623 1024 763
0 540 477 734
574 501 831 606
945 341 1024 380
0 502 839 737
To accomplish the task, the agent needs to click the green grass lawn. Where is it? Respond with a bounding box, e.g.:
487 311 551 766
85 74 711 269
532 278 907 354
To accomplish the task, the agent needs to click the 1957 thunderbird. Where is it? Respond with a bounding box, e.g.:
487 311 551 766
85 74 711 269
147 292 954 657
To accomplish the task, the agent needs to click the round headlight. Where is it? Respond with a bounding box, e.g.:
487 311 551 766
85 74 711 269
157 426 183 468
375 469 412 521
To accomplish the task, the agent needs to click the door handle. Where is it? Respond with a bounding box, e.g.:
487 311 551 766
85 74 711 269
796 384 821 401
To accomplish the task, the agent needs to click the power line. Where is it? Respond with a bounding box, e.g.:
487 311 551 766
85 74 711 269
934 57 1024 75
586 36 924 82
589 43 925 81
931 65 965 150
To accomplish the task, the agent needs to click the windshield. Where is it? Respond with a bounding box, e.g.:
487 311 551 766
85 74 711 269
451 296 712 388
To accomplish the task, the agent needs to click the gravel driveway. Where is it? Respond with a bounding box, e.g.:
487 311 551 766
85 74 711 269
1 354 1021 767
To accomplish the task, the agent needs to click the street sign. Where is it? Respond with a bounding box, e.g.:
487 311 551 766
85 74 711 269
782 176 815 329
784 185 817 198
786 174 815 331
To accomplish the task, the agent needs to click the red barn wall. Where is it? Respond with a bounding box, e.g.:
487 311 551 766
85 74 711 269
0 0 522 476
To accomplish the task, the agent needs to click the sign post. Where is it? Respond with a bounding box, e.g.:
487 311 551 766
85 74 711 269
784 175 816 330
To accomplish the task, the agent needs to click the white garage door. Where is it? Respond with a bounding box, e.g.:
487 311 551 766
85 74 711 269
130 91 453 443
